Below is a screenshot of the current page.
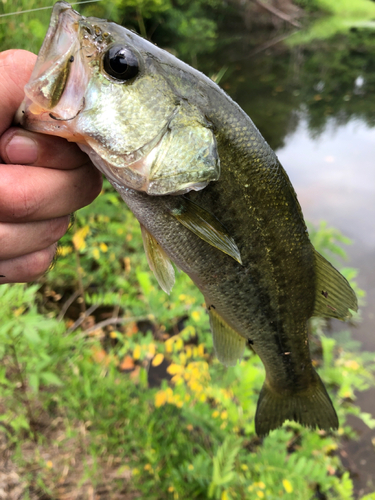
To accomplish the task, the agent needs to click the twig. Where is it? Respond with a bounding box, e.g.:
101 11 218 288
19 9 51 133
74 248 86 315
11 345 38 442
66 304 101 334
75 316 150 339
249 32 296 57
57 289 81 321
253 0 301 28
112 290 123 319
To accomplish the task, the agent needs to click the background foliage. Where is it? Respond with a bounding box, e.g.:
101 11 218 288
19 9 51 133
0 0 375 499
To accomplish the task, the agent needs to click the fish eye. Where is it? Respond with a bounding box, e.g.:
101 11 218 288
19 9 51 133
103 45 139 81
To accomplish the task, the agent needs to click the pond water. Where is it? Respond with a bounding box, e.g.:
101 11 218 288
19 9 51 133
213 32 375 495
278 116 375 495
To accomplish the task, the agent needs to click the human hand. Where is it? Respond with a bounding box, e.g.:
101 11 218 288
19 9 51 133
0 49 103 283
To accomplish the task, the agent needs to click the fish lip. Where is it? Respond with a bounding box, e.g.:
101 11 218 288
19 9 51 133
22 2 81 112
36 1 81 67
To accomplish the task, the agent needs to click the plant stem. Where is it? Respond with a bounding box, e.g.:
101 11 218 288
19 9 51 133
11 344 38 442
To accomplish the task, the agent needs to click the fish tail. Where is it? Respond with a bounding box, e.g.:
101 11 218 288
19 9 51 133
255 371 338 437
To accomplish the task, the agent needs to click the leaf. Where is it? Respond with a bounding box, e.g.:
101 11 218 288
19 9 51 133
40 372 63 387
23 328 41 345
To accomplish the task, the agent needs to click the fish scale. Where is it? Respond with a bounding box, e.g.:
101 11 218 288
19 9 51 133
18 1 357 436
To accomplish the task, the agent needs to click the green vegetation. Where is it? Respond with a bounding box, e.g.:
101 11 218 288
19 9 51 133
292 0 375 45
0 0 375 498
0 179 373 498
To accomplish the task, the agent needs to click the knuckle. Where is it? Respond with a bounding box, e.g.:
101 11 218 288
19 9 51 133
26 245 56 279
0 175 40 222
46 216 70 243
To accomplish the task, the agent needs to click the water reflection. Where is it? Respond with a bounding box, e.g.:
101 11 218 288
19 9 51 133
278 118 375 249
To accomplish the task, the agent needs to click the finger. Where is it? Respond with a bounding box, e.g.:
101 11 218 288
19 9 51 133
0 128 89 169
0 215 70 261
0 244 57 284
0 162 103 222
0 50 37 136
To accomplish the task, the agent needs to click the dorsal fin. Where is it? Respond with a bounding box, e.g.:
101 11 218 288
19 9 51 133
168 197 242 264
312 250 358 320
140 224 175 294
209 307 246 367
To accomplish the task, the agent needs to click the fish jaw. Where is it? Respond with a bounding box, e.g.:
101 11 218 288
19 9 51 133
17 2 88 139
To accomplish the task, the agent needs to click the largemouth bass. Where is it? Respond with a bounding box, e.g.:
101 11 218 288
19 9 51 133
18 1 357 436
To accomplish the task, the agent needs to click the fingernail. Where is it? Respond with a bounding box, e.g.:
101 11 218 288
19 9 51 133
5 134 38 165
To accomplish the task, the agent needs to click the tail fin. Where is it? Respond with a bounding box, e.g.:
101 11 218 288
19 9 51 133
255 371 338 437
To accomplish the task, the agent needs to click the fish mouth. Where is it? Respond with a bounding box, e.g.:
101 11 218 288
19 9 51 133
17 1 88 131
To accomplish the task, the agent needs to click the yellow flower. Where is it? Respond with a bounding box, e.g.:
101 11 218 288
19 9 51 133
45 460 53 469
72 225 90 251
92 248 100 260
148 343 156 356
221 491 229 500
257 491 264 498
133 345 142 360
165 339 174 353
155 390 168 407
212 410 220 418
197 344 205 357
58 245 73 256
152 353 164 367
192 311 200 321
99 242 108 252
188 464 194 471
144 463 152 471
282 479 293 493
167 364 184 375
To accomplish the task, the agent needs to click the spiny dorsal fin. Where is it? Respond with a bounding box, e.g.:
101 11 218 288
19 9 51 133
168 198 242 264
312 249 358 320
140 224 175 294
209 306 246 366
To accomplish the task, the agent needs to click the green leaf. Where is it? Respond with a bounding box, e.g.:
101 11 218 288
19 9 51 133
40 372 63 387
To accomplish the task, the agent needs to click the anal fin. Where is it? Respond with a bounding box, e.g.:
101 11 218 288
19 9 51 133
313 250 358 320
140 224 175 294
209 307 246 367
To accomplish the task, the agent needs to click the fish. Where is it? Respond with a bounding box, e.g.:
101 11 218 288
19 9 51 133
17 1 358 436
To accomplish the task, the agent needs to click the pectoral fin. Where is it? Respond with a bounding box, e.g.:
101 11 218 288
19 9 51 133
312 250 358 320
209 307 246 366
140 224 175 294
168 198 242 264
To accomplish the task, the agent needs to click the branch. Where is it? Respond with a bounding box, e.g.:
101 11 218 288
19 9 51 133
254 0 301 28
